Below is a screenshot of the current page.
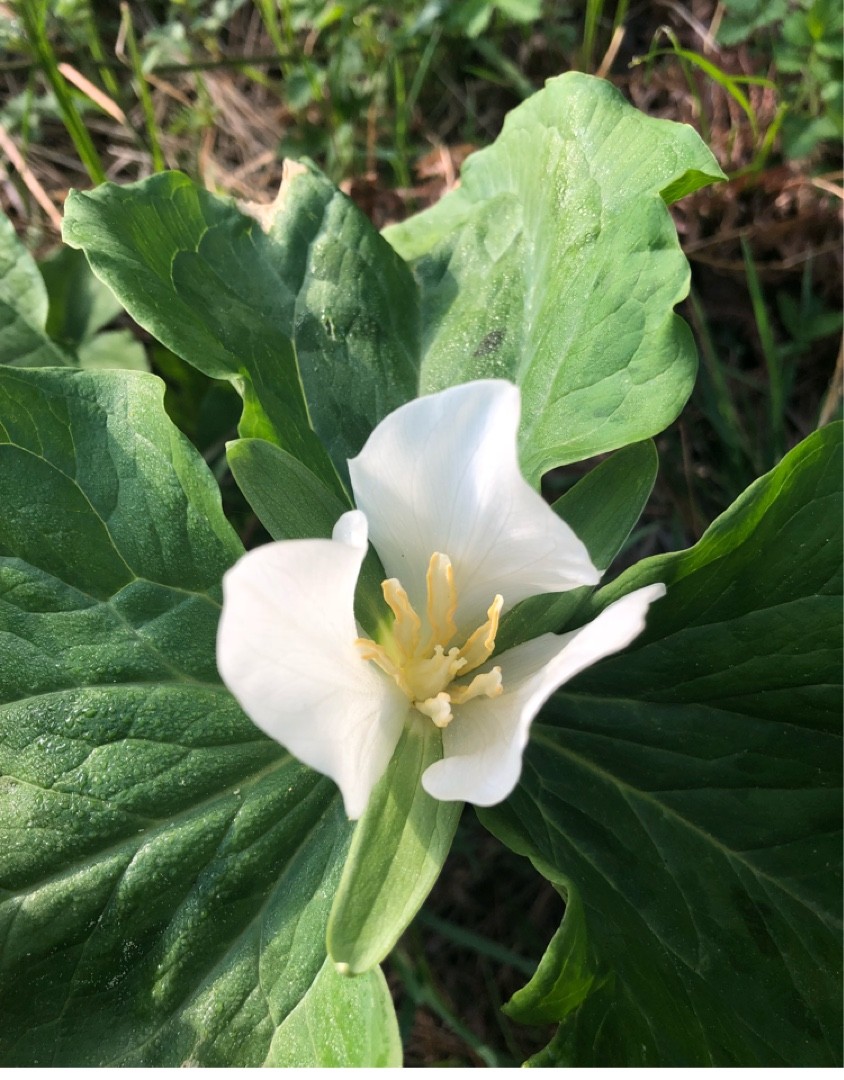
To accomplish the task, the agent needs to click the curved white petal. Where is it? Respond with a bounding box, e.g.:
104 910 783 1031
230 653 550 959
348 381 600 636
422 583 666 805
217 518 409 819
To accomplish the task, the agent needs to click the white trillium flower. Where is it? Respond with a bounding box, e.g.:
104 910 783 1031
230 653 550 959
217 380 665 818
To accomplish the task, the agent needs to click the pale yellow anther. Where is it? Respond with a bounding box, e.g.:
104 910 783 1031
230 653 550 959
357 553 505 729
426 552 458 648
416 693 453 728
457 595 503 674
381 578 421 657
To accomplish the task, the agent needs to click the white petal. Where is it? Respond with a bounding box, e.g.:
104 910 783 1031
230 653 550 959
217 522 410 819
422 583 666 805
348 381 600 635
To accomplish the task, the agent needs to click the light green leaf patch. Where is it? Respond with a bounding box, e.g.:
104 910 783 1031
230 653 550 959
0 368 399 1067
481 424 842 1066
267 958 402 1066
385 72 726 483
62 163 419 489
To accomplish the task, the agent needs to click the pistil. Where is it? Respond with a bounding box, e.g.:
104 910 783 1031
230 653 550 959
356 552 504 727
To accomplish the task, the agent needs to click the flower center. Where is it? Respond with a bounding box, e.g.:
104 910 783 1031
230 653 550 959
356 552 504 728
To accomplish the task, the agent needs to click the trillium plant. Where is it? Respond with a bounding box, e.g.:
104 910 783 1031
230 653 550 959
0 74 840 1068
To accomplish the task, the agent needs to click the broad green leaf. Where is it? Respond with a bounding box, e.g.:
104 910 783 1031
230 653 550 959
39 245 148 371
481 423 842 1066
73 328 148 371
62 164 419 485
0 368 399 1067
384 72 726 483
259 162 420 472
497 440 658 651
0 212 70 367
327 722 462 974
40 244 124 344
61 174 339 492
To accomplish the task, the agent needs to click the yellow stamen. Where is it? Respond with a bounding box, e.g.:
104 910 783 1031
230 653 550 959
403 646 465 702
355 638 411 696
425 552 458 648
382 578 421 657
356 553 505 729
458 595 503 673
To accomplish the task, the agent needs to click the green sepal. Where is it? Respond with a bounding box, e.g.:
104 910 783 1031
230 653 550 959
265 958 402 1066
327 720 462 974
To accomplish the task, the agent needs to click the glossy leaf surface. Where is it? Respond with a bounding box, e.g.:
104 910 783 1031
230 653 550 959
482 424 842 1066
0 368 399 1067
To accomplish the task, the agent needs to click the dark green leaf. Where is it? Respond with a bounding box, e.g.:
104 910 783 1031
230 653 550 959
261 162 420 473
0 368 399 1066
62 164 419 486
61 174 340 492
482 424 842 1066
0 212 70 367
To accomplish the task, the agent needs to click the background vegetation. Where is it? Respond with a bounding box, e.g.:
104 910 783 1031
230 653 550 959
2 0 841 1064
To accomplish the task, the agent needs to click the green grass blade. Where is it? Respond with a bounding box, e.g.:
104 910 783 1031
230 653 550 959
17 0 106 184
119 3 165 173
741 237 785 463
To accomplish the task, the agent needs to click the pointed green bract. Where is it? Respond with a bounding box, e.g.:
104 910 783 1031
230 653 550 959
0 368 399 1067
384 72 725 483
266 959 401 1066
481 424 842 1066
327 723 463 974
